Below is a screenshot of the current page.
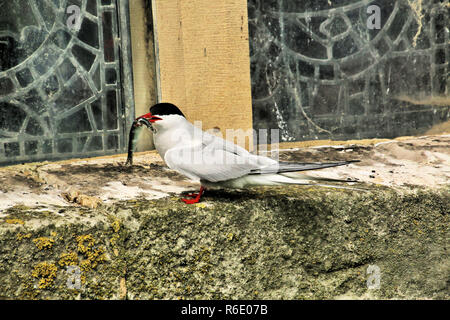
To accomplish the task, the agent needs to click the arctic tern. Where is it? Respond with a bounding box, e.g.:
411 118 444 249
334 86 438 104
126 103 360 204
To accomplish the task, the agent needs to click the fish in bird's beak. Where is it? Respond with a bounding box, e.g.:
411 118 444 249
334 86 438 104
125 113 162 166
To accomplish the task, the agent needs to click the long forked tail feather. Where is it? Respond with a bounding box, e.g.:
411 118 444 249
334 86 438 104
280 172 359 183
239 173 366 191
303 183 367 192
270 174 365 190
251 160 360 175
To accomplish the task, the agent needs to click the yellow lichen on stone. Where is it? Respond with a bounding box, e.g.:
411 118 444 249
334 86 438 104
21 280 40 299
110 234 120 246
111 219 121 233
79 247 106 272
16 233 32 241
58 252 79 267
31 262 58 289
86 247 106 269
75 234 106 280
5 218 25 225
33 237 55 250
76 234 95 254
79 259 92 273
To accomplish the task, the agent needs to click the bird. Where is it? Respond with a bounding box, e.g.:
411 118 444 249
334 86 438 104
126 102 360 204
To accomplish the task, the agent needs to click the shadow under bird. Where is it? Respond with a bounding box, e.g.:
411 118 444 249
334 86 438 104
126 103 360 204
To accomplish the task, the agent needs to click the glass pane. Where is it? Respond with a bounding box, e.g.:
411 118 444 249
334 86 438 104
249 0 450 141
102 12 115 62
0 0 132 165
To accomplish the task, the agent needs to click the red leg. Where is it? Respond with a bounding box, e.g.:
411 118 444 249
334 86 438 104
181 186 205 204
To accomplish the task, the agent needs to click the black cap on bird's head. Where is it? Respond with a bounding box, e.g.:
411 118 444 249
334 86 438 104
135 102 185 124
150 102 185 118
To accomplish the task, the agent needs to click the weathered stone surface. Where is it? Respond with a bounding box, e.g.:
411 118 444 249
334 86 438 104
0 135 448 299
0 185 448 300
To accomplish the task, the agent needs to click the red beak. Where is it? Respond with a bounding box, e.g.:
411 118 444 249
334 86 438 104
137 112 162 123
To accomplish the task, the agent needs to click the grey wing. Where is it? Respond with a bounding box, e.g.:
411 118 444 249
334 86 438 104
202 130 277 167
164 133 277 182
163 146 258 182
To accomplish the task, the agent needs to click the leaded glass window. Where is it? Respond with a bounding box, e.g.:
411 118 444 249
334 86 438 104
0 0 134 165
249 0 449 141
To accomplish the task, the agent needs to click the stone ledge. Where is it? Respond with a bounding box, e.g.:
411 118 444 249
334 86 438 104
0 135 448 299
0 185 448 299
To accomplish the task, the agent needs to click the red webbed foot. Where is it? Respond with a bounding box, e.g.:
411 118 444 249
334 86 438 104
181 186 205 204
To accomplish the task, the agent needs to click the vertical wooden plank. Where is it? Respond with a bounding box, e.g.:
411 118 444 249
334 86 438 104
153 0 253 150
